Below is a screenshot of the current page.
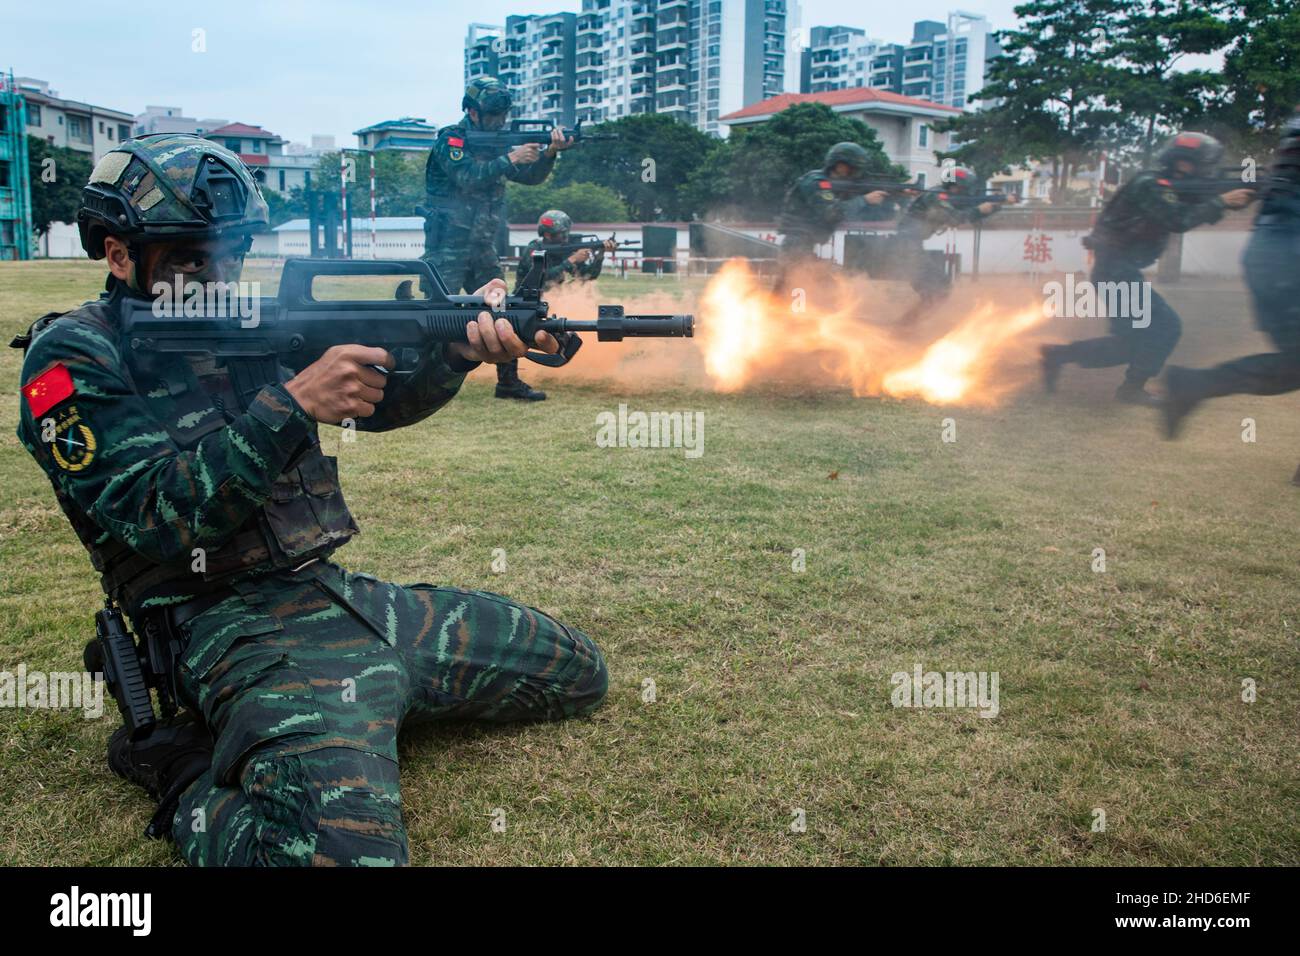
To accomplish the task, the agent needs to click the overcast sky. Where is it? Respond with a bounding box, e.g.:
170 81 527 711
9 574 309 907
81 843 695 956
8 1 1025 145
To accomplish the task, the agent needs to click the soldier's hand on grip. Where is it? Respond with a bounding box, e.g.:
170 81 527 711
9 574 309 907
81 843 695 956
1221 189 1256 209
285 345 393 424
508 143 542 166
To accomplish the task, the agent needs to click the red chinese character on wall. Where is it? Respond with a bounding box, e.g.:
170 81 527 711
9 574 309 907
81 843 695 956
1023 232 1053 264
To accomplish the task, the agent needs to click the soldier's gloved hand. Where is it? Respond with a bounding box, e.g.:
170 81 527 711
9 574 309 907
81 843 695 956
864 190 890 205
602 239 618 253
978 202 997 214
285 345 393 423
1221 189 1256 209
568 248 592 264
508 143 542 166
448 278 559 364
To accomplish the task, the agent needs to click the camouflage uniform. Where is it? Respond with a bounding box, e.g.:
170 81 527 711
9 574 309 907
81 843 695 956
1050 171 1227 389
16 281 607 866
514 237 605 293
422 115 557 388
893 189 995 309
775 170 894 296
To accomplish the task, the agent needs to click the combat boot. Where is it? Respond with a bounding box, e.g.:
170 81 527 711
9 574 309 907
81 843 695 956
495 361 547 401
1040 345 1065 393
1160 366 1204 437
107 713 214 839
1115 380 1160 407
1291 462 1300 488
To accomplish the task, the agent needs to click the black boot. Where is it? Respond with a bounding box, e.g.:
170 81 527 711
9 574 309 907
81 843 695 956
107 713 214 839
1291 462 1300 488
1040 345 1065 394
1115 379 1160 407
495 360 547 401
1160 366 1204 438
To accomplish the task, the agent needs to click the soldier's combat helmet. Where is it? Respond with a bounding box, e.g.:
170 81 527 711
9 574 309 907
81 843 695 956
1156 132 1224 176
943 164 978 193
78 133 269 259
463 76 513 116
823 142 871 177
538 209 572 239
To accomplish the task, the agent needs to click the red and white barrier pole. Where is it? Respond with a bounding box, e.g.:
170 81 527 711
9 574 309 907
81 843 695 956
369 152 377 260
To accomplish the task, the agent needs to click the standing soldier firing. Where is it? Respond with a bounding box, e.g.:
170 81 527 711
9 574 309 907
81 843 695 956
422 76 574 402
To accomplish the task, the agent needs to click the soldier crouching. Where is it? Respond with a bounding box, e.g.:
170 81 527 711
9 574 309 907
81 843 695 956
13 134 607 866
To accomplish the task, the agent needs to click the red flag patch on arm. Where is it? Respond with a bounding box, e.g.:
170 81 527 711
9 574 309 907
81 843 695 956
818 179 832 189
22 363 75 418
447 136 465 148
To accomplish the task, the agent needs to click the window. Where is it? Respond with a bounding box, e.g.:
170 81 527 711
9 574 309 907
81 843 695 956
304 170 311 187
225 139 241 152
0 160 10 188
918 124 929 147
252 139 262 153
98 120 104 133
29 104 41 126
119 124 129 140
279 169 286 191
916 172 927 188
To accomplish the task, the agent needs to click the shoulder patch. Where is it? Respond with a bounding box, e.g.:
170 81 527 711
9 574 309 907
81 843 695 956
818 179 832 190
1157 178 1172 187
22 362 75 418
447 136 465 148
47 404 97 473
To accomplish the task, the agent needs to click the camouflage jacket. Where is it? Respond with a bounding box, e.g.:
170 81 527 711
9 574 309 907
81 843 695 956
423 115 558 252
777 169 895 244
1086 171 1225 267
513 237 603 293
896 190 995 242
15 278 472 615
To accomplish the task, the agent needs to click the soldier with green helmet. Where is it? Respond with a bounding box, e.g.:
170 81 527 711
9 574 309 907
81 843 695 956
13 133 607 865
423 76 574 402
775 142 894 287
1041 132 1256 405
514 209 617 293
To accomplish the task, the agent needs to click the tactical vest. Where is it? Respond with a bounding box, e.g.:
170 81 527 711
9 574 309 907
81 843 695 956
15 294 357 614
1086 173 1182 266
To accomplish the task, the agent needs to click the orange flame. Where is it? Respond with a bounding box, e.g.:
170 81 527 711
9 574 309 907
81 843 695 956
697 258 1050 405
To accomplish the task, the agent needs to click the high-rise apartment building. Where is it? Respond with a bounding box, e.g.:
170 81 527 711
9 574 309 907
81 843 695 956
471 2 802 137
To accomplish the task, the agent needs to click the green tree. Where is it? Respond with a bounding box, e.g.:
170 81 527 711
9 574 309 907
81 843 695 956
1214 0 1300 150
26 136 91 237
308 149 427 222
548 114 721 220
1107 0 1233 164
505 181 628 225
680 102 902 219
938 0 1129 202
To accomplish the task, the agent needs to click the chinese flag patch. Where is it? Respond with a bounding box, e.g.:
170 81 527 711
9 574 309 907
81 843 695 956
818 179 832 189
22 363 75 418
447 136 465 148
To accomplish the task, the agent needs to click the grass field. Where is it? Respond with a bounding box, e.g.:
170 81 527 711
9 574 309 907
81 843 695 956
0 258 1296 866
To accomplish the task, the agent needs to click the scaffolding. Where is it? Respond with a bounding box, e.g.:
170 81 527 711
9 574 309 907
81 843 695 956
0 70 34 260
